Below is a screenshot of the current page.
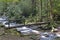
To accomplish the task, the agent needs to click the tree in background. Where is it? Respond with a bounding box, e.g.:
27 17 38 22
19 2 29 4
0 0 60 26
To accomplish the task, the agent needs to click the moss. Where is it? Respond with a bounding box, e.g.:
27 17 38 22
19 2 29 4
0 24 4 28
55 37 60 40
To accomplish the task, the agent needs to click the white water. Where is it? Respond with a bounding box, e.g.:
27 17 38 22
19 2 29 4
40 32 56 40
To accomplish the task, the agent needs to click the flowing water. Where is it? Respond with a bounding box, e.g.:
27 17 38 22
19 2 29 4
40 32 59 40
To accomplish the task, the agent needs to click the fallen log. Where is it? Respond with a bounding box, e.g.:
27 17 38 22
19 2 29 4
4 22 50 28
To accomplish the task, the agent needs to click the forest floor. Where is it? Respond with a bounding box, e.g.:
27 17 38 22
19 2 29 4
0 32 40 40
0 25 60 40
0 27 40 40
0 34 32 40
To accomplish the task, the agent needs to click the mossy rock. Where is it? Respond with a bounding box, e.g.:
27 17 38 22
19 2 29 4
0 24 4 28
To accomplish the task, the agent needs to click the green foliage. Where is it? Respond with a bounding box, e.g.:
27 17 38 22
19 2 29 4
0 0 60 27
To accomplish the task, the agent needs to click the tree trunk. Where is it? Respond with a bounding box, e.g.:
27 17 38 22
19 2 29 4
49 0 54 32
40 0 42 22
